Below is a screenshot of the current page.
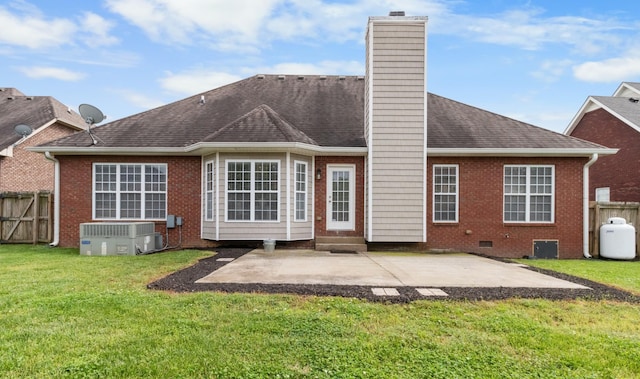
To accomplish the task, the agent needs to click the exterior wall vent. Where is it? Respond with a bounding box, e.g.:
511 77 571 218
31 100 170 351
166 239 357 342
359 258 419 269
297 75 305 80
79 222 156 255
278 75 286 80
479 241 493 248
339 76 346 80
319 76 327 80
257 74 265 79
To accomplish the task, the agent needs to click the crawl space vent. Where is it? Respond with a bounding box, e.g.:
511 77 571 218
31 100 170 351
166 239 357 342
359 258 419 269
533 240 558 259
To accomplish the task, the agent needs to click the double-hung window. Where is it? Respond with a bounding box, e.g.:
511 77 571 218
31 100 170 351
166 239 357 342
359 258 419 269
93 163 167 220
433 165 458 222
204 160 214 221
294 161 307 221
504 165 554 223
227 160 279 221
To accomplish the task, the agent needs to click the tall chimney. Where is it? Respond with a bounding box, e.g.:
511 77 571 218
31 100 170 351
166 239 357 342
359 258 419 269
365 13 428 242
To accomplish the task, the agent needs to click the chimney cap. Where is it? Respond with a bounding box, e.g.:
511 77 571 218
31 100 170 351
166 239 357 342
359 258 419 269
389 11 405 16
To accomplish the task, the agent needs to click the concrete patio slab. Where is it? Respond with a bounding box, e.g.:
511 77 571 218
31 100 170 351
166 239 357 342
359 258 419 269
196 250 590 289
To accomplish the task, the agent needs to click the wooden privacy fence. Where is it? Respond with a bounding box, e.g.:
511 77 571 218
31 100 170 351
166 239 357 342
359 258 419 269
0 191 53 244
589 201 640 256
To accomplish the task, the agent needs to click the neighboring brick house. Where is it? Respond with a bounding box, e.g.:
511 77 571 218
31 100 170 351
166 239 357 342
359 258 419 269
565 82 640 202
0 88 86 192
33 13 615 258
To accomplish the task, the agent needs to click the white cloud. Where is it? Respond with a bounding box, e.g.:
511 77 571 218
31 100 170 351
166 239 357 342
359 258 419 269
79 12 119 46
17 66 86 81
159 69 244 95
106 0 281 46
573 54 640 83
0 3 119 52
436 7 628 55
0 4 76 49
105 0 447 49
531 59 573 83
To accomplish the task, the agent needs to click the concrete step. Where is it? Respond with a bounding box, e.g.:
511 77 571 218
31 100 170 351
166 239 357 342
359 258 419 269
315 236 367 253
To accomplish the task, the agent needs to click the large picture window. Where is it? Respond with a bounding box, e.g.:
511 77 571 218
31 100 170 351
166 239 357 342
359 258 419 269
93 163 167 220
433 164 458 222
295 161 307 221
504 165 554 223
227 160 279 221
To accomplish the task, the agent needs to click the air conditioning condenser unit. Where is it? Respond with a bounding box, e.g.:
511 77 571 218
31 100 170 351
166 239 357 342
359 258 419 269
79 222 156 256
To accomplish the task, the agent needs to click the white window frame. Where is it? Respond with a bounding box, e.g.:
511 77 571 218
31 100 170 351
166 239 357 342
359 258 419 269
432 164 458 223
503 165 555 223
595 187 610 202
294 161 308 222
204 159 215 221
92 163 167 220
225 160 280 222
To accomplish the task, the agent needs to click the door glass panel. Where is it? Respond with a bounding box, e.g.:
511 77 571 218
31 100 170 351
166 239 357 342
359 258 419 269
332 170 350 222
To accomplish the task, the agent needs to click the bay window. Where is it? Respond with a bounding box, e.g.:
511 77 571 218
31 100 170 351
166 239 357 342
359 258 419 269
227 160 279 221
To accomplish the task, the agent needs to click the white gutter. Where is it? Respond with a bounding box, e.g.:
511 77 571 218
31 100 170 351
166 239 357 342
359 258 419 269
583 153 598 258
44 152 60 247
29 143 369 157
428 147 618 157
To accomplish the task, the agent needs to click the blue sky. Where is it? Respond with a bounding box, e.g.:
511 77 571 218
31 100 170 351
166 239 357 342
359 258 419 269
2 0 640 133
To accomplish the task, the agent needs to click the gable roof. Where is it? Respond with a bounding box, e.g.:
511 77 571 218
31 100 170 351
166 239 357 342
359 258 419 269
0 88 87 152
204 104 318 145
613 82 640 97
34 75 613 157
565 82 640 136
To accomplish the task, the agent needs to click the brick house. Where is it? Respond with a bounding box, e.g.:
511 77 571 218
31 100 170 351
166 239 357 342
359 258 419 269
565 82 640 202
0 88 86 192
33 14 615 258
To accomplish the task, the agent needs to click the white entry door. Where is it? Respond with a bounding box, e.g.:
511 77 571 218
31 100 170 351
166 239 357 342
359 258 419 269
326 165 355 230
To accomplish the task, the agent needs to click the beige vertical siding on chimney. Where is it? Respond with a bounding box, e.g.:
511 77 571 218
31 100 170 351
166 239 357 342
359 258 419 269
366 16 427 242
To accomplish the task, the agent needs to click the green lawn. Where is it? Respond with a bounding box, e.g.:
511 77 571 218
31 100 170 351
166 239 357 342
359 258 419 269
518 257 640 295
1 245 639 378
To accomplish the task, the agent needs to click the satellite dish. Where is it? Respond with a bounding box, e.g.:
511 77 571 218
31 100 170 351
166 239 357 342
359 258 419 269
78 103 105 145
79 103 105 125
14 124 33 137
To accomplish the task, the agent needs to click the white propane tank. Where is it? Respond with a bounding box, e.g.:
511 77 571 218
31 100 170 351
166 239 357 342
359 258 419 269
600 217 636 260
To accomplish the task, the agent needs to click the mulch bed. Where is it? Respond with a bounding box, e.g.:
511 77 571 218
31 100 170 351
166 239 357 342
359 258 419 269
147 247 640 303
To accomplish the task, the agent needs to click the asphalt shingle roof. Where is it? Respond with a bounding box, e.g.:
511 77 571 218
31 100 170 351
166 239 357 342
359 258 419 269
38 75 607 152
45 75 365 149
592 95 640 129
0 88 86 150
427 93 606 149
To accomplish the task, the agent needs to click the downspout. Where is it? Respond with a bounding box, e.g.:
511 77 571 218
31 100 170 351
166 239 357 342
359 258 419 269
44 152 60 247
583 153 598 258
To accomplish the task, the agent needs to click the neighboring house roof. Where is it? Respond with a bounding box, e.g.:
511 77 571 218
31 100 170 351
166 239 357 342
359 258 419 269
613 82 640 97
0 88 87 153
34 75 613 157
565 82 640 136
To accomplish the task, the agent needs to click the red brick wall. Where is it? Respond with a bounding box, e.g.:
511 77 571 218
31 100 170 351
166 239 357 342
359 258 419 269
426 157 587 258
0 123 74 192
314 156 365 237
57 155 213 248
569 108 640 201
